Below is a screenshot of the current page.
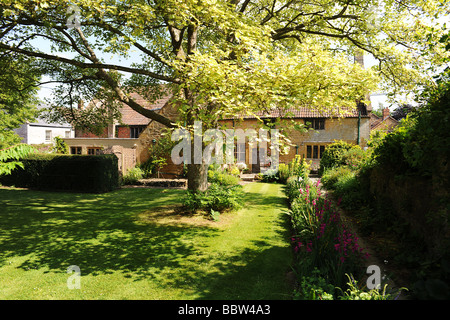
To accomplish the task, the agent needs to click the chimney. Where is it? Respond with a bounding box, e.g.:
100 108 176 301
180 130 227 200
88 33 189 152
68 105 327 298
382 107 390 120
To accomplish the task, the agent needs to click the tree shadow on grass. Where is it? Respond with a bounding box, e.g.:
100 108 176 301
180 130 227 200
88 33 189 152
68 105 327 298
0 188 219 281
0 184 293 299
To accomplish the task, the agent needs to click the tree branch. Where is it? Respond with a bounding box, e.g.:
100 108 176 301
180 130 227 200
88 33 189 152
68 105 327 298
0 42 178 83
74 26 176 128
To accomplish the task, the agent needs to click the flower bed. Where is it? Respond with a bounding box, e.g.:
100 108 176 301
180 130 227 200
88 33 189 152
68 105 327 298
285 175 373 299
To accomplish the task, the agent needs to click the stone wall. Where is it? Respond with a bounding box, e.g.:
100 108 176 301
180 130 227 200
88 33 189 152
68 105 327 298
368 166 449 259
63 138 141 174
218 116 369 171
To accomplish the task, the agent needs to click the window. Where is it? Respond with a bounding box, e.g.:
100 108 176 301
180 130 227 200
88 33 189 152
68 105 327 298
70 147 82 155
130 126 146 138
87 147 101 155
305 118 325 130
65 131 71 138
235 143 246 163
306 145 326 159
45 130 52 142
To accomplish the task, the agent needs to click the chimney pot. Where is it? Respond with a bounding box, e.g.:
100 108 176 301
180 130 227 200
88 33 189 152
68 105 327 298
382 107 390 120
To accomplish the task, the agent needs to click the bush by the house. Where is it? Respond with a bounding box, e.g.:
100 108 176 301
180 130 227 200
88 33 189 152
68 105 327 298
318 140 362 175
0 153 119 193
122 166 145 185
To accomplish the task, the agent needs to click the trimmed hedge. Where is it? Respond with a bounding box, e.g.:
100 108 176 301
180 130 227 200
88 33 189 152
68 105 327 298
0 154 119 193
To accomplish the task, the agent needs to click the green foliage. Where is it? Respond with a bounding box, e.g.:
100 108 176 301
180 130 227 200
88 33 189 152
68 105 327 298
286 176 369 292
370 120 413 173
184 164 243 214
0 51 40 150
278 163 290 184
0 154 119 193
261 168 279 183
261 155 311 184
52 136 69 154
122 167 145 185
228 165 240 176
289 156 311 180
0 144 36 176
210 209 220 222
183 183 243 214
208 169 240 186
318 141 361 175
139 131 174 177
332 171 367 211
293 268 335 300
337 274 400 300
371 68 450 180
321 166 353 190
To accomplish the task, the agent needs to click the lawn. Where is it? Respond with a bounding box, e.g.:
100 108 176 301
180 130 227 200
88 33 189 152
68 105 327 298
0 182 293 300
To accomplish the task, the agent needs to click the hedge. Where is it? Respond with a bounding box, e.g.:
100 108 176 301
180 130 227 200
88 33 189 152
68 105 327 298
0 154 119 193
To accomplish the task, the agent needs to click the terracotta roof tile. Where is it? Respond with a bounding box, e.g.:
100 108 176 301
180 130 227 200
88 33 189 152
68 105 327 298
119 93 172 125
227 105 369 119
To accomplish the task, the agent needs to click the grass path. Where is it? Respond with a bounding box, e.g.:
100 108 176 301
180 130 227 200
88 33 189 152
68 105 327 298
0 182 292 300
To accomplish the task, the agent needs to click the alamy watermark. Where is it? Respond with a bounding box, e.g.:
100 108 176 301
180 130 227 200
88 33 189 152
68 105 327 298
170 121 280 169
67 265 81 289
366 264 385 290
66 4 81 29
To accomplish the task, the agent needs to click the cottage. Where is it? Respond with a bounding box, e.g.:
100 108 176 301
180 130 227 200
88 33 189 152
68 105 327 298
63 93 371 175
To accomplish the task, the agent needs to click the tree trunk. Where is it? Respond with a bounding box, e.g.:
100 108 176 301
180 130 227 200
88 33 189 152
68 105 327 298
187 163 208 192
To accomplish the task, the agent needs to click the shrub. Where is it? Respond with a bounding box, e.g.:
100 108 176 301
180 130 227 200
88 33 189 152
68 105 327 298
208 169 240 186
261 168 279 182
52 136 69 154
183 183 243 213
293 268 335 300
332 171 367 210
260 156 311 185
321 166 353 190
1 154 119 193
122 166 145 185
319 141 360 175
228 165 240 176
278 163 290 184
341 147 368 171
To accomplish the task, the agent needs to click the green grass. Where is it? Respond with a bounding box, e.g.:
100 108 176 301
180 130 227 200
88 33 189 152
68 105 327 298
0 183 292 300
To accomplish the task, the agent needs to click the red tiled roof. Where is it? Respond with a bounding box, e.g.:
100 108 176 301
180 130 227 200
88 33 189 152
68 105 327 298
119 92 172 125
227 106 368 119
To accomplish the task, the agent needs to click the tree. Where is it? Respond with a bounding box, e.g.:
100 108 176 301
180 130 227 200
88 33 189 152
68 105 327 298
0 50 41 149
0 143 36 176
1 0 448 192
391 104 419 121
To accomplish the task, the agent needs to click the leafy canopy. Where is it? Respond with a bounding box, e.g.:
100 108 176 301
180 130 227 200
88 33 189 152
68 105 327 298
0 51 41 149
1 0 447 131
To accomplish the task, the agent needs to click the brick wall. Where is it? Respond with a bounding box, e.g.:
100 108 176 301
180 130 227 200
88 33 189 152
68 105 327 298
116 126 131 138
75 127 108 138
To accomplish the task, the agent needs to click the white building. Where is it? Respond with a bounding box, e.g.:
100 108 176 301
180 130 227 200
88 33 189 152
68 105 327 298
14 105 74 145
